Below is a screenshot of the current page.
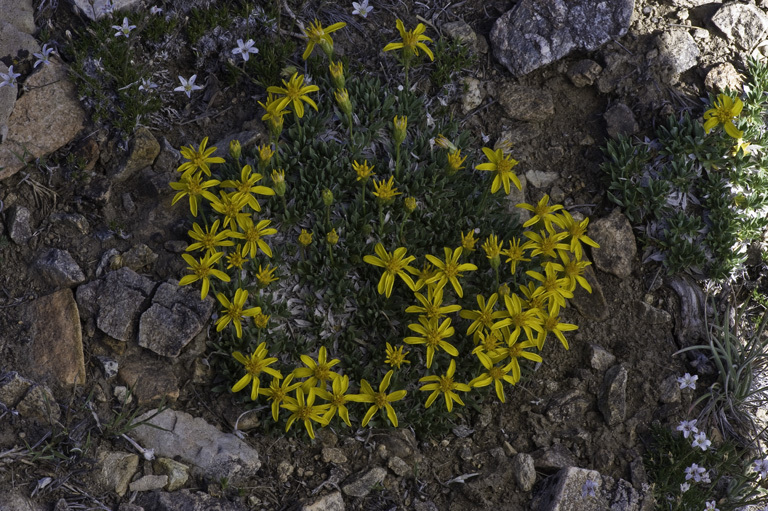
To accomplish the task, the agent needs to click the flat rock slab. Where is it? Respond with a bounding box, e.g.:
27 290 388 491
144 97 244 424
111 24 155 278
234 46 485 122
130 409 261 484
0 60 86 181
531 466 649 511
117 357 179 405
0 0 35 34
711 2 768 50
72 0 144 20
135 490 249 511
490 0 634 77
15 289 85 388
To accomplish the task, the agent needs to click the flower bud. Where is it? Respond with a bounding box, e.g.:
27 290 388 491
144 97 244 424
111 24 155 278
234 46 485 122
393 115 407 146
326 228 339 245
271 169 286 197
229 139 242 160
298 229 313 247
404 196 417 213
322 188 334 207
334 88 352 116
329 61 345 89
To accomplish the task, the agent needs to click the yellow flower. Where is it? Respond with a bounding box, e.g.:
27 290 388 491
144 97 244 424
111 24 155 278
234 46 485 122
517 194 564 229
385 342 411 369
298 229 313 247
555 210 599 261
491 337 542 384
292 346 341 391
476 147 521 195
253 311 270 329
405 283 462 320
425 247 478 298
257 144 275 166
413 261 437 291
536 310 578 350
363 243 418 298
282 388 329 440
383 19 434 61
179 251 231 300
169 173 219 217
459 293 506 337
522 224 570 259
469 351 517 403
255 264 278 287
502 237 530 274
220 164 275 212
419 359 470 412
460 230 479 252
435 134 457 151
314 374 354 427
302 18 346 60
348 370 406 427
525 262 573 314
215 288 261 338
393 115 407 145
329 60 345 89
481 234 502 268
353 160 375 182
493 293 543 345
186 220 234 256
703 93 744 139
232 342 282 401
260 374 300 421
446 149 467 175
208 191 249 231
373 176 402 204
226 245 248 270
558 251 592 293
177 137 225 177
259 93 290 136
731 139 751 157
403 315 458 368
267 72 320 118
326 228 339 245
235 217 277 258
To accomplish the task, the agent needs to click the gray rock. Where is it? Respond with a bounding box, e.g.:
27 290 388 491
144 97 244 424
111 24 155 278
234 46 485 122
589 344 616 371
138 281 215 358
16 384 60 422
0 62 15 143
566 59 602 87
153 138 181 174
49 212 90 234
546 390 591 424
342 467 387 498
532 444 578 471
82 173 112 205
442 20 480 53
0 20 39 61
164 240 188 253
135 490 249 511
598 365 628 426
461 77 484 113
490 0 633 77
658 375 681 404
322 447 348 464
130 408 261 484
301 491 345 511
35 248 86 288
632 300 672 325
118 357 180 405
0 0 35 34
712 2 768 50
7 205 32 244
525 169 559 189
511 452 537 491
531 467 606 510
154 457 189 491
129 475 168 492
112 127 160 182
497 84 554 122
654 29 699 84
0 372 33 407
95 356 119 380
72 0 144 21
121 243 158 271
705 62 743 92
387 456 411 477
590 209 636 278
0 490 46 511
0 60 86 181
604 103 639 139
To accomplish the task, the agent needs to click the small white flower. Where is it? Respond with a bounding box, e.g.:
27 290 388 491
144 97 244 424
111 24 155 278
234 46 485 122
150 6 163 15
33 43 55 68
101 0 114 15
680 482 690 492
232 38 258 62
174 74 202 98
685 463 706 482
352 0 373 18
676 419 698 439
581 479 598 498
397 84 404 91
481 132 491 143
705 501 718 511
138 78 158 92
700 470 711 484
677 372 698 390
753 458 768 479
0 65 21 88
691 431 711 451
112 17 136 38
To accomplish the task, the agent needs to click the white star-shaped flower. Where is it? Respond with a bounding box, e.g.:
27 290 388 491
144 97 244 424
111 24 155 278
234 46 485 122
581 479 597 498
33 43 55 68
676 419 698 438
0 65 21 88
677 372 698 390
679 482 689 493
753 458 768 479
138 78 158 92
232 38 258 62
691 431 711 451
112 17 136 38
352 0 373 18
150 6 163 15
174 75 202 98
705 501 718 511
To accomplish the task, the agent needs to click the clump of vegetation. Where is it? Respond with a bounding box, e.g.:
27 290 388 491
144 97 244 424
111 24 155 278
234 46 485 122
169 18 598 439
601 58 768 280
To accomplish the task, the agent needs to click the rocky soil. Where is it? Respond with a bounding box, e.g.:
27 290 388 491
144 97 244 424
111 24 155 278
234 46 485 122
0 0 765 510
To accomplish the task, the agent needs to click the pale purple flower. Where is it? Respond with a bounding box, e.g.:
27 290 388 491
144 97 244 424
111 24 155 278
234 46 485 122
101 0 114 15
676 419 698 439
705 501 718 511
581 479 598 498
352 0 373 18
150 6 163 15
692 431 711 451
685 463 706 482
232 38 258 62
174 75 202 98
680 482 690 493
754 458 768 479
138 78 158 92
112 17 136 38
33 43 55 68
678 372 698 390
0 66 21 88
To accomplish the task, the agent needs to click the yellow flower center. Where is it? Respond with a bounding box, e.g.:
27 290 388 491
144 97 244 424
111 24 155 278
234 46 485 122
438 376 454 392
194 265 211 278
714 104 734 123
200 233 216 250
187 180 203 195
496 158 513 173
538 236 558 254
226 305 243 321
508 344 523 358
426 330 441 348
244 227 262 243
442 262 459 279
489 367 504 380
313 365 331 382
374 392 388 408
543 316 559 332
478 310 493 327
297 405 313 420
568 223 586 238
244 356 266 376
